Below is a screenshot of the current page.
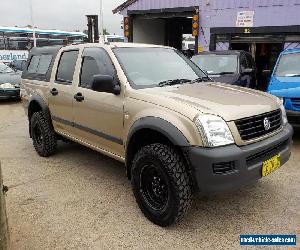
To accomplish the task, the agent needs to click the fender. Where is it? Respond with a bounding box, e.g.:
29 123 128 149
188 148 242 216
28 95 51 119
28 95 52 136
127 116 190 148
125 117 191 178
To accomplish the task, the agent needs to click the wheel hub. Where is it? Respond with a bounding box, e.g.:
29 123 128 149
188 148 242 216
140 164 169 211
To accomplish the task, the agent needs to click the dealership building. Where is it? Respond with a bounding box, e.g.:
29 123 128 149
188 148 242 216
113 0 300 70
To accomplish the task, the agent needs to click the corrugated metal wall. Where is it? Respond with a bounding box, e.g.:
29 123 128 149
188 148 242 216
119 0 300 51
121 0 199 14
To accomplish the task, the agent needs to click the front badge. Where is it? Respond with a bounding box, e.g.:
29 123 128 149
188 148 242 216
263 117 271 131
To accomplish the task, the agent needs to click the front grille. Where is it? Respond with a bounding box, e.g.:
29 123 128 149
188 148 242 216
246 139 289 166
291 98 300 110
213 162 235 174
235 109 281 141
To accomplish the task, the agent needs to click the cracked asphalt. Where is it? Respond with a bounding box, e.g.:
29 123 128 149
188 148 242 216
0 101 299 250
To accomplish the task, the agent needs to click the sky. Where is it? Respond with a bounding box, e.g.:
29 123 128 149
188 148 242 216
0 0 125 34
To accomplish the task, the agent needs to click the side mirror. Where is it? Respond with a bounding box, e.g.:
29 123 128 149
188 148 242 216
242 68 254 74
91 75 121 95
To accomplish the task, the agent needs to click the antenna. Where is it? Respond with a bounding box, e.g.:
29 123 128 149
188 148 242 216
28 0 37 47
100 0 105 43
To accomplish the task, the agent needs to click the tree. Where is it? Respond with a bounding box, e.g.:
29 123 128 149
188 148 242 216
103 28 110 35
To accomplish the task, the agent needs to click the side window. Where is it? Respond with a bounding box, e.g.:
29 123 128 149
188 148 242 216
56 50 79 84
80 57 100 89
245 54 254 69
27 56 40 73
240 54 248 70
79 48 116 89
37 55 52 74
27 55 52 75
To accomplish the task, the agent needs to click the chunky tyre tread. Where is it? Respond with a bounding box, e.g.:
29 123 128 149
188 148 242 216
131 143 192 226
31 111 57 157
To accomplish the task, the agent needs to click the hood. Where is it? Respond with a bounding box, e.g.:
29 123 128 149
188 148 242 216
0 71 22 86
132 82 279 121
268 76 300 98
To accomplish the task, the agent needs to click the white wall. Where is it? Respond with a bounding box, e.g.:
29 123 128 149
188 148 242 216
133 18 165 45
0 50 28 62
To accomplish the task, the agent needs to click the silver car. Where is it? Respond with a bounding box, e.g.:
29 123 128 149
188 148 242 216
0 62 22 100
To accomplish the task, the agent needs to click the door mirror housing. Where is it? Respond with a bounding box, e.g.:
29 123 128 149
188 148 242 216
91 75 121 95
242 68 254 74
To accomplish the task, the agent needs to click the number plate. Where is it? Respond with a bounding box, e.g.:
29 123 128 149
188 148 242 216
262 155 281 177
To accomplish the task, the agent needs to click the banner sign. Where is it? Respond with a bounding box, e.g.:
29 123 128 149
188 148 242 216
0 50 29 62
236 11 254 27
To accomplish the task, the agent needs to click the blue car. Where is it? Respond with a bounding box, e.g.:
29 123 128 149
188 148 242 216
268 49 300 128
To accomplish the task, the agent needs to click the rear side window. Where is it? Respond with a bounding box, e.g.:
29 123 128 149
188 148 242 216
56 50 79 84
28 55 53 75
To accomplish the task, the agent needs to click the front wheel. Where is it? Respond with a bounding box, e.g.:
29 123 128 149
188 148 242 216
131 144 193 227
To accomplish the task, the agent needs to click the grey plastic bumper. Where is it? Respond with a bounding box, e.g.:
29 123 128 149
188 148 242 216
0 88 20 99
186 124 293 193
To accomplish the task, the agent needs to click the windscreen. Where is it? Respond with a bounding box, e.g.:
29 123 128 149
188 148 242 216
0 63 14 73
192 54 238 75
113 47 206 89
275 53 300 77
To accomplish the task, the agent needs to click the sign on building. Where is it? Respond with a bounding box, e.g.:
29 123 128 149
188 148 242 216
0 50 28 62
236 11 254 27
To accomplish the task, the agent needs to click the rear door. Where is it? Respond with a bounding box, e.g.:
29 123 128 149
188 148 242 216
72 47 124 157
48 49 79 135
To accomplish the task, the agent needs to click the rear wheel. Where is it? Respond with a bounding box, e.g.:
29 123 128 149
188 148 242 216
30 111 57 157
131 143 192 227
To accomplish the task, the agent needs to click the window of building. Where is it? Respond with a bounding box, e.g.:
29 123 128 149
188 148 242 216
56 50 79 84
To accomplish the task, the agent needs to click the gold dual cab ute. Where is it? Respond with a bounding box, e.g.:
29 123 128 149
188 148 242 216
21 43 293 227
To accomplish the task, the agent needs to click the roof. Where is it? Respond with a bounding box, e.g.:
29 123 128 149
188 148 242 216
194 50 248 56
0 26 87 37
56 42 170 50
29 45 63 56
113 0 138 14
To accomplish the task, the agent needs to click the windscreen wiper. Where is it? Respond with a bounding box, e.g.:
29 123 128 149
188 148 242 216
290 74 300 77
189 77 212 84
217 72 235 75
158 79 191 87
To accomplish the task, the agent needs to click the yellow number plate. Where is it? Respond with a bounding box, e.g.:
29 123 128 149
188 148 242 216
262 155 281 177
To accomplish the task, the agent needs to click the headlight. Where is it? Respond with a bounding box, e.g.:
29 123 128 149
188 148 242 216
194 114 234 147
280 104 288 125
276 97 288 125
0 83 14 89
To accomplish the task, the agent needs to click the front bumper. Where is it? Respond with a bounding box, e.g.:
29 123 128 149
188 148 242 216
186 124 293 192
286 110 300 128
0 88 20 99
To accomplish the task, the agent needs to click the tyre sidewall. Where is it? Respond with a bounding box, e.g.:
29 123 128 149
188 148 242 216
131 148 182 226
31 113 47 155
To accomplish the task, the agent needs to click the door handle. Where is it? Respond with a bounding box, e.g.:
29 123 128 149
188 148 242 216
50 88 58 96
74 92 84 102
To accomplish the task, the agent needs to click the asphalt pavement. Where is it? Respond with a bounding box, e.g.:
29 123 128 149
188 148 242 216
0 101 299 250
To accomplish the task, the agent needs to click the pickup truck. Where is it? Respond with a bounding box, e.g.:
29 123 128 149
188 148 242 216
21 43 293 226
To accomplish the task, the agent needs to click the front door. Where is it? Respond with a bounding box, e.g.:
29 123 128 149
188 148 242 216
72 47 124 157
48 49 79 135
